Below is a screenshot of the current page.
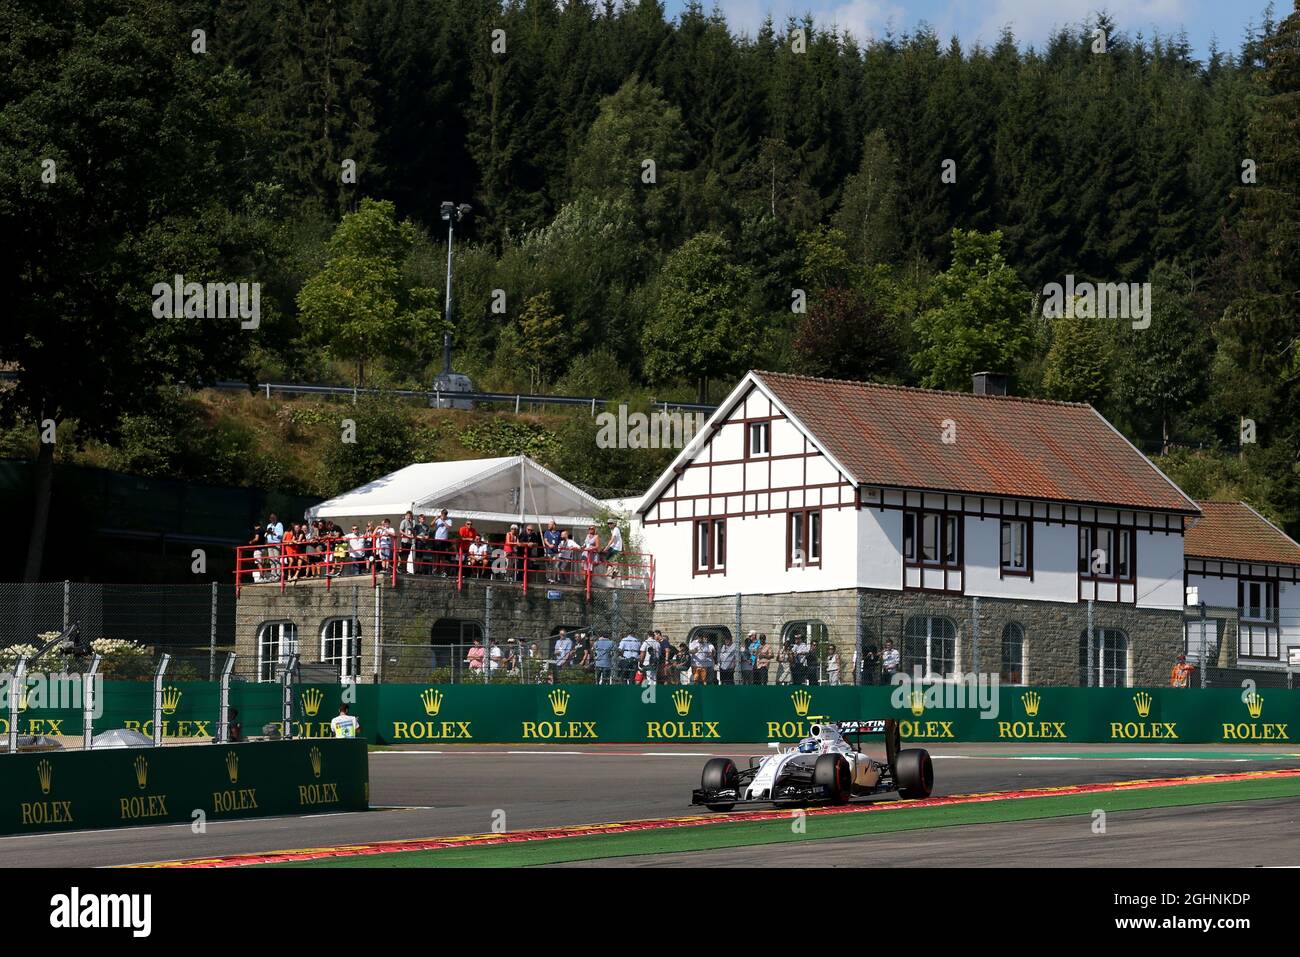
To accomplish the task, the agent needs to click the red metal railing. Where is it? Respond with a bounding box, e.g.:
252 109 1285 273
234 537 655 601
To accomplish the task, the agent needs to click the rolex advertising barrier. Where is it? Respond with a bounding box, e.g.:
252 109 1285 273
1 738 368 836
4 682 1297 746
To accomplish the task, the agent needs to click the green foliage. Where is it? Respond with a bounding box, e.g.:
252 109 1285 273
911 230 1033 391
457 418 559 461
321 400 416 494
641 232 761 398
1041 314 1114 405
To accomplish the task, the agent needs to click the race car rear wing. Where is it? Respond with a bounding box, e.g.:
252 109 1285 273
809 717 901 767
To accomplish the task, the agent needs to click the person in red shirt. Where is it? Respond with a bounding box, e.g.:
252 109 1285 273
504 523 520 581
458 519 476 573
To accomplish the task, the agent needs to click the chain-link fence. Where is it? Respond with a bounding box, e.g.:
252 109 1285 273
0 581 1295 689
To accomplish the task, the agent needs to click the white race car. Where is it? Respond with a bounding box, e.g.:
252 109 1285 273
690 718 933 811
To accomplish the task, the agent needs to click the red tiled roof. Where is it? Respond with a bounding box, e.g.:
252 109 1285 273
1184 501 1300 566
753 371 1198 513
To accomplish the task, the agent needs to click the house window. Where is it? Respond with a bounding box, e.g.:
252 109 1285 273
1238 580 1279 659
787 509 822 567
1078 526 1133 581
257 621 298 682
1000 623 1025 684
904 511 960 567
902 616 957 679
1239 580 1276 623
1078 628 1128 687
746 422 771 457
1000 520 1029 573
322 618 362 679
693 518 726 575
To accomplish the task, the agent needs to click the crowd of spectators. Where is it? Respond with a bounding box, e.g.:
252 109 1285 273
245 511 627 584
456 628 903 686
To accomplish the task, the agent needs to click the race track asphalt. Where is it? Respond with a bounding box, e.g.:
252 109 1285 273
1 742 1297 868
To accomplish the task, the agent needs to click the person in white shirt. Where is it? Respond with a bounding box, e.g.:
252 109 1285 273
602 521 624 577
882 639 901 680
330 703 360 738
617 632 640 684
689 635 716 685
345 524 366 576
553 629 574 669
639 632 661 684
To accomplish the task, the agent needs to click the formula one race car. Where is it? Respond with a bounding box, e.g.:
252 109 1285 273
690 718 933 811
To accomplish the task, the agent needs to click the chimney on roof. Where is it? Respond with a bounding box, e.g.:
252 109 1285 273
972 372 1008 396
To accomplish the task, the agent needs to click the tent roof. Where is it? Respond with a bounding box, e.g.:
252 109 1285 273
305 456 605 526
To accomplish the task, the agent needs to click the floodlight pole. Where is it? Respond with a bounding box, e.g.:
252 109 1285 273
217 653 237 743
440 201 472 376
8 656 27 753
152 654 171 747
82 654 102 750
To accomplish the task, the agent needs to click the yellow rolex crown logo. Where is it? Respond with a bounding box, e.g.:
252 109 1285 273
909 690 925 717
225 750 239 784
134 754 148 790
421 688 444 716
301 687 324 717
1133 691 1153 718
309 745 322 779
790 689 812 717
1021 691 1041 717
671 689 692 716
37 758 52 795
1245 692 1264 719
160 685 182 715
548 689 571 716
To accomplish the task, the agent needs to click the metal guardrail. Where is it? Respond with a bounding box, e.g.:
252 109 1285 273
210 380 717 414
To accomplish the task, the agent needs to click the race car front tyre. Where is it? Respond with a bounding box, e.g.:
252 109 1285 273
701 757 739 811
812 753 851 804
894 748 934 799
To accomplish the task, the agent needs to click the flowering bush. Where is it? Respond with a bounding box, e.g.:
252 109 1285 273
91 638 152 680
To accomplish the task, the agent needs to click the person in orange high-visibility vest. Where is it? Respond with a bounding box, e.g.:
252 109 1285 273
1170 654 1194 688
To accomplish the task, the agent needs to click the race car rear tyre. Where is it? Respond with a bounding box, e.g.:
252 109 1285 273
895 748 933 799
812 753 851 804
701 758 739 811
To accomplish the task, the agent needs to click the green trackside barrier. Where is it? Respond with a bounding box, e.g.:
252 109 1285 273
1 738 368 837
7 682 1297 745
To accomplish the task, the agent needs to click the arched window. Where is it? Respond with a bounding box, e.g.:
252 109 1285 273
902 616 957 679
322 618 362 679
257 621 298 682
1000 623 1025 685
1078 628 1129 687
687 625 732 647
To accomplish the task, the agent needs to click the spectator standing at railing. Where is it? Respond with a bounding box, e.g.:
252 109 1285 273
593 633 614 684
376 519 395 573
346 524 366 575
582 525 601 576
717 634 737 684
264 514 283 577
639 631 661 684
602 521 623 578
881 639 900 681
775 641 791 685
457 518 476 571
689 633 716 685
562 530 581 584
754 634 773 685
740 631 757 684
504 524 520 581
466 638 486 673
248 525 267 583
303 520 320 578
412 513 430 574
543 521 561 581
859 644 880 685
1170 653 1194 688
572 630 592 669
616 631 640 684
281 524 299 581
433 510 453 576
827 645 841 685
657 631 675 684
553 629 573 670
522 523 542 579
399 511 416 575
791 632 812 685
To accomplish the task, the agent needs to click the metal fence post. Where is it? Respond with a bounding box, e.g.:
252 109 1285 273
281 653 300 738
82 654 102 750
8 656 27 753
372 581 381 682
63 580 70 631
152 653 171 747
971 595 980 676
1086 598 1095 688
483 586 492 685
217 653 236 743
209 581 218 682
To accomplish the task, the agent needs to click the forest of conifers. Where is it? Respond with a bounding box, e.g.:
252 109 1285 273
2 1 1299 533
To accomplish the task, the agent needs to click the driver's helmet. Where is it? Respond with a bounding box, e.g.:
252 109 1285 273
797 739 818 753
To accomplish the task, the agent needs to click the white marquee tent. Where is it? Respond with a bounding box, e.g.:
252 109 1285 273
305 456 607 534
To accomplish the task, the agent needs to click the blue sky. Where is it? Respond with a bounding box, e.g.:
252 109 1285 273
664 1 1281 60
